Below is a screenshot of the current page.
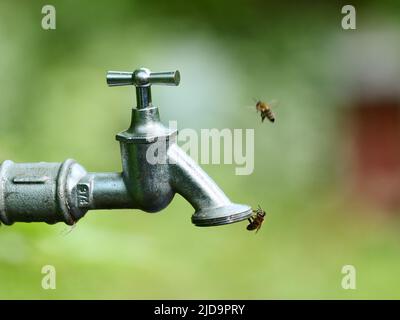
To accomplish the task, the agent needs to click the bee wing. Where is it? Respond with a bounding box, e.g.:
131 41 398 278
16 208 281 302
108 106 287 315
243 105 257 111
267 99 280 108
255 220 264 234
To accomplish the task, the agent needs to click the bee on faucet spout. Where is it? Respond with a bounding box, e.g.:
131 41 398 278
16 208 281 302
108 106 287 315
246 205 266 233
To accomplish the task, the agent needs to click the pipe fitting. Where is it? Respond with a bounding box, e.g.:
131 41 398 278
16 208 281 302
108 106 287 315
0 159 87 225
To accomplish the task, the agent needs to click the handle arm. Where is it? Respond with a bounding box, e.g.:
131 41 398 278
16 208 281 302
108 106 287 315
106 68 180 87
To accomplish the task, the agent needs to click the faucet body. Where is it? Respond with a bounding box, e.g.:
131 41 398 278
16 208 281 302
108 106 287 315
0 68 252 227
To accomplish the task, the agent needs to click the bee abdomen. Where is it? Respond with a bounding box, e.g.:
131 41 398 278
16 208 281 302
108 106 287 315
264 109 275 122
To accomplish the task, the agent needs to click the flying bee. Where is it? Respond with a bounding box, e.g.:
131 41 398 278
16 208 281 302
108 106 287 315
255 100 275 123
247 205 266 233
244 99 279 123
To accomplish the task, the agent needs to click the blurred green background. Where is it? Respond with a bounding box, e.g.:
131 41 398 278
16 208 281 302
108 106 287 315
1 0 400 299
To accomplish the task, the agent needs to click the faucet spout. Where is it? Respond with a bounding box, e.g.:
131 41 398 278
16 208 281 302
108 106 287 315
168 144 252 226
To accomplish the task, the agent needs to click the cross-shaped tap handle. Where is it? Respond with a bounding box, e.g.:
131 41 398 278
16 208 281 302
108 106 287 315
106 68 180 87
106 68 180 109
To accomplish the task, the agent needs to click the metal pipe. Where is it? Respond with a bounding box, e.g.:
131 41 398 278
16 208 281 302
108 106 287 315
83 173 132 210
0 159 87 225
